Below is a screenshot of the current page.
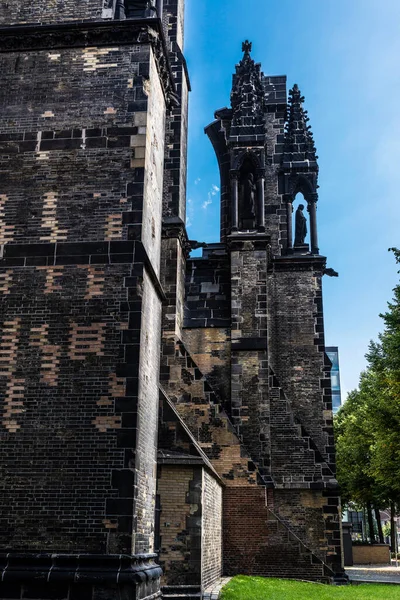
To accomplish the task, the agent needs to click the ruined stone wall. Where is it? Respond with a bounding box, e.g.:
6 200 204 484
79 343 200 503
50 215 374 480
202 470 223 589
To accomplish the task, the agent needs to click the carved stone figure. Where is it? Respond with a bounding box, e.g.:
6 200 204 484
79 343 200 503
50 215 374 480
241 172 256 227
294 203 307 245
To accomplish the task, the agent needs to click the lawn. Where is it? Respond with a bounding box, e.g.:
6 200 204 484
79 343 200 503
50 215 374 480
220 576 400 600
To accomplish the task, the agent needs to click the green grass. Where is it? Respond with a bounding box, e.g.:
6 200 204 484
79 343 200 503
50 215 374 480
220 576 400 600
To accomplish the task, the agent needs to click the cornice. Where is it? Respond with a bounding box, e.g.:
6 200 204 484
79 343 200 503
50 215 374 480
0 18 178 108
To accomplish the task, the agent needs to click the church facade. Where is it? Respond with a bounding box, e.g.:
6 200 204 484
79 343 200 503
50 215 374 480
0 1 346 599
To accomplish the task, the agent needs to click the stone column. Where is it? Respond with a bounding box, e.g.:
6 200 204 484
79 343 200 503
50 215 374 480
307 193 319 254
231 171 239 232
155 0 163 16
115 0 126 18
256 173 265 232
285 195 293 249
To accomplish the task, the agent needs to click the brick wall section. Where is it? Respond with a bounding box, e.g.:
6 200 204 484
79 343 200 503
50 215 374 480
0 263 129 552
161 339 257 486
158 465 202 586
183 328 231 408
229 238 270 479
223 487 328 581
162 0 189 222
0 44 160 246
0 0 104 25
134 270 163 553
0 27 167 563
268 257 332 463
202 471 223 589
161 232 186 337
184 250 231 329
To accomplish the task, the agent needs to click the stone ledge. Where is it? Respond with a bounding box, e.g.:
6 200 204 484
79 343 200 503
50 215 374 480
0 552 162 584
203 577 232 600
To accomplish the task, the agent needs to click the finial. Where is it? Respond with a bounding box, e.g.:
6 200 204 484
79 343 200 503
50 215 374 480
242 40 252 54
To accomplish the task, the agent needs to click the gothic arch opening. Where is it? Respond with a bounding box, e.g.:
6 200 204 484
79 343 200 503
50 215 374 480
238 157 257 230
293 192 308 247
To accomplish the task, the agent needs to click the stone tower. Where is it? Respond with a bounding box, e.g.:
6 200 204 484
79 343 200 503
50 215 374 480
204 42 344 578
0 1 187 598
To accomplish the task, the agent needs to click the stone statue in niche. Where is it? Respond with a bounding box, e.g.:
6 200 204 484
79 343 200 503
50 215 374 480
239 172 257 229
294 203 307 245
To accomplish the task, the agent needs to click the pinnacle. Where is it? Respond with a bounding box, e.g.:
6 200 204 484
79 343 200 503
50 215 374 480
242 40 252 55
283 83 318 167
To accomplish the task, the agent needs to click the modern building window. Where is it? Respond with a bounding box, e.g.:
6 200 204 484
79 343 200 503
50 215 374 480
326 346 342 414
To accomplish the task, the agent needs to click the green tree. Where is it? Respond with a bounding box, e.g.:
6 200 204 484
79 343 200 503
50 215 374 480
335 248 400 546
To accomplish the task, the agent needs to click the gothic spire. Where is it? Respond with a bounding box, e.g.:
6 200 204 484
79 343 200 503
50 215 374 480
230 41 265 138
282 84 318 168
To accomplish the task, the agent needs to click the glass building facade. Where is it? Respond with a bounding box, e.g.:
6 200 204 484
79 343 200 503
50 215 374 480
326 346 342 414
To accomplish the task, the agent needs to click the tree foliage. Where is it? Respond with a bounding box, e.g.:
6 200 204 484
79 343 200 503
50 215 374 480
335 249 400 525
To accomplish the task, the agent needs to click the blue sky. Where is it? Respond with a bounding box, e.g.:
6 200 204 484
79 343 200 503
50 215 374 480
183 0 400 398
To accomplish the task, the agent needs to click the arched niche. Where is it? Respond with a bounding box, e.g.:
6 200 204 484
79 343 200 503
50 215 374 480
292 193 308 248
284 179 319 254
231 150 265 234
238 157 257 230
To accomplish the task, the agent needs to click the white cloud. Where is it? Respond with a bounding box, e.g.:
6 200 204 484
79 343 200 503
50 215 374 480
202 183 220 210
186 197 194 228
194 178 201 185
202 193 212 210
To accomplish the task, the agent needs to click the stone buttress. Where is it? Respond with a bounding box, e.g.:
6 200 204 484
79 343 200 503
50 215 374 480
176 41 346 583
0 1 183 598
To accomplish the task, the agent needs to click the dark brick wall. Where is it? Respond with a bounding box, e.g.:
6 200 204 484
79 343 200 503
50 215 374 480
0 262 129 553
229 237 270 478
0 43 157 246
0 0 104 25
268 257 331 461
184 249 230 329
0 23 167 566
162 0 188 223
